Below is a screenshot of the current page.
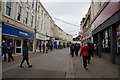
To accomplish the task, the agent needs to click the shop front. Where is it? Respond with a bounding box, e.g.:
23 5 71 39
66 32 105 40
2 24 34 54
92 1 120 64
36 33 48 52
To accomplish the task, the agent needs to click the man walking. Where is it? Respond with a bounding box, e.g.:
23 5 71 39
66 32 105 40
2 40 7 61
80 42 89 70
70 44 75 57
88 43 94 64
20 43 32 68
74 43 80 56
39 43 41 53
7 42 14 62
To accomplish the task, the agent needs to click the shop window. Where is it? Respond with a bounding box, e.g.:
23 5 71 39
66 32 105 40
102 30 110 53
117 24 120 55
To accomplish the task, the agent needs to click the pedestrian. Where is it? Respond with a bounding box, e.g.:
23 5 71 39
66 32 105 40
2 40 7 61
50 44 53 50
7 42 14 62
42 43 46 53
46 43 49 50
74 43 80 56
70 44 75 57
20 43 32 68
46 43 49 53
88 43 94 64
39 43 41 53
80 42 89 70
78 44 81 50
94 43 97 55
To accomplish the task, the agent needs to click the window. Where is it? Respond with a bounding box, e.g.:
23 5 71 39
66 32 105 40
24 11 28 24
6 2 12 16
32 0 34 8
37 20 39 29
38 6 40 13
31 16 33 27
17 6 22 21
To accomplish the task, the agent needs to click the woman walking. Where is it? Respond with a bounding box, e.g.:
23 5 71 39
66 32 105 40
80 42 89 70
20 43 32 68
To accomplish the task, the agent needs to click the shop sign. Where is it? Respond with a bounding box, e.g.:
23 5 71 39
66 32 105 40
36 33 46 40
2 24 34 39
19 31 28 37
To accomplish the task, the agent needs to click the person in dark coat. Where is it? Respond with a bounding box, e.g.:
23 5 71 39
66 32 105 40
74 43 80 56
88 43 94 64
80 42 89 70
7 42 14 62
20 43 32 68
46 43 49 50
42 44 46 53
50 44 53 50
46 43 49 53
2 40 7 61
39 43 41 53
70 44 75 57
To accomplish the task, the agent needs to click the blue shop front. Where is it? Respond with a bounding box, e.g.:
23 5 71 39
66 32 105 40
2 24 34 54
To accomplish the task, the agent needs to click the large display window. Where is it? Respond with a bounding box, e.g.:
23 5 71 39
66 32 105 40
117 24 120 55
102 30 110 53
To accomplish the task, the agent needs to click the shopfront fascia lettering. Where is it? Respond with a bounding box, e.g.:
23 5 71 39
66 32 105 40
36 33 46 40
19 31 28 36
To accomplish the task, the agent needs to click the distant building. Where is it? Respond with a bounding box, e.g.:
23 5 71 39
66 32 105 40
80 7 92 42
53 24 73 48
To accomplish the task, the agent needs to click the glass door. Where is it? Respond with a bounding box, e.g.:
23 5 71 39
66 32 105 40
15 40 22 54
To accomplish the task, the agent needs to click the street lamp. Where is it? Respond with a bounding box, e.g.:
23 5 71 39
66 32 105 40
34 0 38 52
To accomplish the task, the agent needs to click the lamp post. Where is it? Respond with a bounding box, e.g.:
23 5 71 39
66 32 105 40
33 0 38 52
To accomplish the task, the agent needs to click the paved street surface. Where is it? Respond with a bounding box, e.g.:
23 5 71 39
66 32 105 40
2 48 118 79
2 48 74 78
73 56 118 78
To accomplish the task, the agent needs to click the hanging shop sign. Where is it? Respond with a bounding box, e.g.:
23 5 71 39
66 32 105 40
2 24 34 39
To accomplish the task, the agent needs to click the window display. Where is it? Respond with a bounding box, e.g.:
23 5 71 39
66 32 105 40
117 24 120 54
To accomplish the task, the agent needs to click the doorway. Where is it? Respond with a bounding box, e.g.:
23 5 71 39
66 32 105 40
15 40 22 54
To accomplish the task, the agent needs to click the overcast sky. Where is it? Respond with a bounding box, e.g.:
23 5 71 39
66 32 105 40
40 0 91 37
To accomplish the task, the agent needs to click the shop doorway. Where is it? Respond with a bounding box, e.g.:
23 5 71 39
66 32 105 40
15 40 22 54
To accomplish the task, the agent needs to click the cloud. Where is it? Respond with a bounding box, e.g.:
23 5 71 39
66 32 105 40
41 2 91 36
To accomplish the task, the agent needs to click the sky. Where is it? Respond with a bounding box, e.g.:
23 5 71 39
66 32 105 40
40 0 91 37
